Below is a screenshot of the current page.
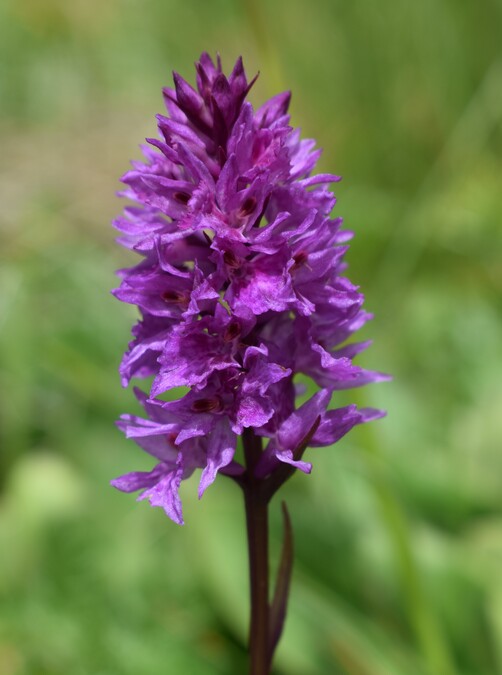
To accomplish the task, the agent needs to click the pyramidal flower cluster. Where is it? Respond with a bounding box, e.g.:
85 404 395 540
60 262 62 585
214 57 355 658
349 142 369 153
111 53 387 524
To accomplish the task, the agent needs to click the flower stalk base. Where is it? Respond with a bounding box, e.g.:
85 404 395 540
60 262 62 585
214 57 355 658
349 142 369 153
244 486 270 675
241 428 296 674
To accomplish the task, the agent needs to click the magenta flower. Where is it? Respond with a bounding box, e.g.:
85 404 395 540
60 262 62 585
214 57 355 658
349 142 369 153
111 53 388 525
111 53 389 673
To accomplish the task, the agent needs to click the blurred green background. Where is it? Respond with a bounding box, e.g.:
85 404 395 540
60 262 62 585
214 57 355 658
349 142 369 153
1 0 501 673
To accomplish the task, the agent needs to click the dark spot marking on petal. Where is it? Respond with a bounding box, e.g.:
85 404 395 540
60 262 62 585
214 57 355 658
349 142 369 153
291 251 309 272
174 191 191 205
223 250 241 269
238 196 257 218
191 396 223 413
217 146 227 166
252 194 271 228
161 290 187 304
224 320 241 342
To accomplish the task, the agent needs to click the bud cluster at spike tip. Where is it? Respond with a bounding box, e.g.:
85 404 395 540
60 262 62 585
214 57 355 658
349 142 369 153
111 53 389 524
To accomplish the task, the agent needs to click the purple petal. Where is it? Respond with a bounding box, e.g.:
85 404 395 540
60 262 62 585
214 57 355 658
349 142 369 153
312 406 387 447
199 419 236 497
276 390 331 451
137 458 185 525
111 54 389 521
111 463 168 493
273 449 312 474
234 394 275 431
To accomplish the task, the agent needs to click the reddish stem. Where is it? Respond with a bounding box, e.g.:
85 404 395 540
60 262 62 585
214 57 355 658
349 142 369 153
243 429 270 675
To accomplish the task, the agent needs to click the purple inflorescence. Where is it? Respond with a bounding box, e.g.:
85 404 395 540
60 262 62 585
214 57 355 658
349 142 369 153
111 53 388 524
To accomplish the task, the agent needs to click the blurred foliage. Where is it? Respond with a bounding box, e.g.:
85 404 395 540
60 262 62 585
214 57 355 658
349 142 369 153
1 0 502 673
